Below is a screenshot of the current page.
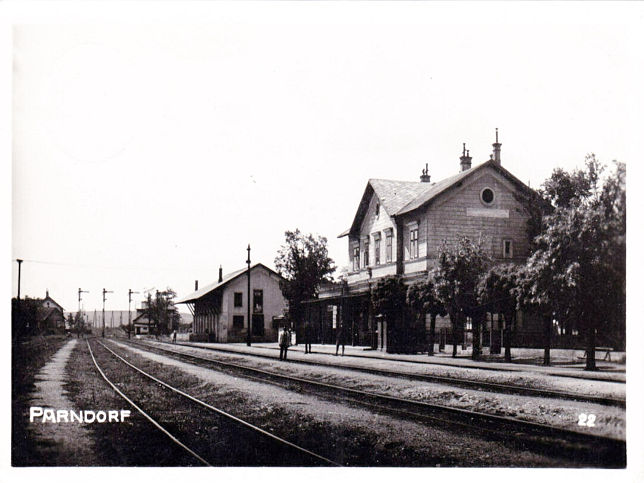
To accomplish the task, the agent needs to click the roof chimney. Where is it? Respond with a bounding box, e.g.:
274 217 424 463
218 265 223 283
46 289 49 298
459 143 472 172
419 163 431 183
492 128 501 164
194 280 199 291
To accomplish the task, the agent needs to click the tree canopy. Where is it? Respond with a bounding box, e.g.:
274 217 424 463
274 229 336 323
142 288 182 335
407 270 446 355
521 157 625 370
434 236 490 358
477 264 521 361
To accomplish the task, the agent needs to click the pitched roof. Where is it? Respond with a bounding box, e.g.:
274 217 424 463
42 294 64 312
175 263 282 304
341 159 535 237
369 179 434 216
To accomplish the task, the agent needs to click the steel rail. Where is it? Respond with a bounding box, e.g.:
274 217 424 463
118 338 626 467
96 339 342 467
86 339 212 466
145 339 625 407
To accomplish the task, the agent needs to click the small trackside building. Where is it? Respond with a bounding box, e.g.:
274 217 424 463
176 263 287 343
39 290 66 333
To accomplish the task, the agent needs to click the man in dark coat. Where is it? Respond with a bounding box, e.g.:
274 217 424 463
279 328 290 361
335 324 345 356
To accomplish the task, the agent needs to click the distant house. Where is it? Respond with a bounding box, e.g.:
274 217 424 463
38 291 65 332
132 308 156 335
176 263 287 343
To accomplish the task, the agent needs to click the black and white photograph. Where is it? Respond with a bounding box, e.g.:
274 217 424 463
4 1 642 480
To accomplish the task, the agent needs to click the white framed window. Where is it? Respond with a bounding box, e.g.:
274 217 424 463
410 228 419 260
385 231 393 263
363 240 370 267
503 239 513 258
374 238 381 265
352 246 360 271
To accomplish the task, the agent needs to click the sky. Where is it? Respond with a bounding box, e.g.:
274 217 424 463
8 2 644 313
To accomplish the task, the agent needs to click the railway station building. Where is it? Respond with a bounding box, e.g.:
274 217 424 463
303 132 545 352
176 263 287 343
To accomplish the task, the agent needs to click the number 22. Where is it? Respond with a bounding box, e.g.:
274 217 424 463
578 413 596 427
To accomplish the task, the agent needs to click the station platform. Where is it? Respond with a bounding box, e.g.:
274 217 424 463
166 336 625 383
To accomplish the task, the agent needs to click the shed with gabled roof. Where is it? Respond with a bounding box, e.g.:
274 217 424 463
176 263 287 343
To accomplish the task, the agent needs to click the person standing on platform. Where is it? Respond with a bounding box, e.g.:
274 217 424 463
279 327 291 361
304 321 312 354
335 324 345 356
172 330 177 344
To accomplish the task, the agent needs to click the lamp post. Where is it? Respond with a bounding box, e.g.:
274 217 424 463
128 289 139 339
247 244 251 347
102 288 113 338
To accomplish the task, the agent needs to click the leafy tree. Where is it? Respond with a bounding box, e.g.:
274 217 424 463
521 158 625 370
541 156 602 209
434 236 490 359
407 270 446 355
274 229 336 329
11 297 41 339
371 275 409 353
477 264 521 362
142 289 182 335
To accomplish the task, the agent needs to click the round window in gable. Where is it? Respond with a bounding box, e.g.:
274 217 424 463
480 187 495 205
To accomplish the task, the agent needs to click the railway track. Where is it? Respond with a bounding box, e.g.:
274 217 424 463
87 338 341 466
142 338 625 408
116 337 626 468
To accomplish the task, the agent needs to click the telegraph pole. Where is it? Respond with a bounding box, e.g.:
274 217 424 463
128 289 139 339
16 259 23 299
247 244 251 347
102 288 113 338
78 288 89 338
